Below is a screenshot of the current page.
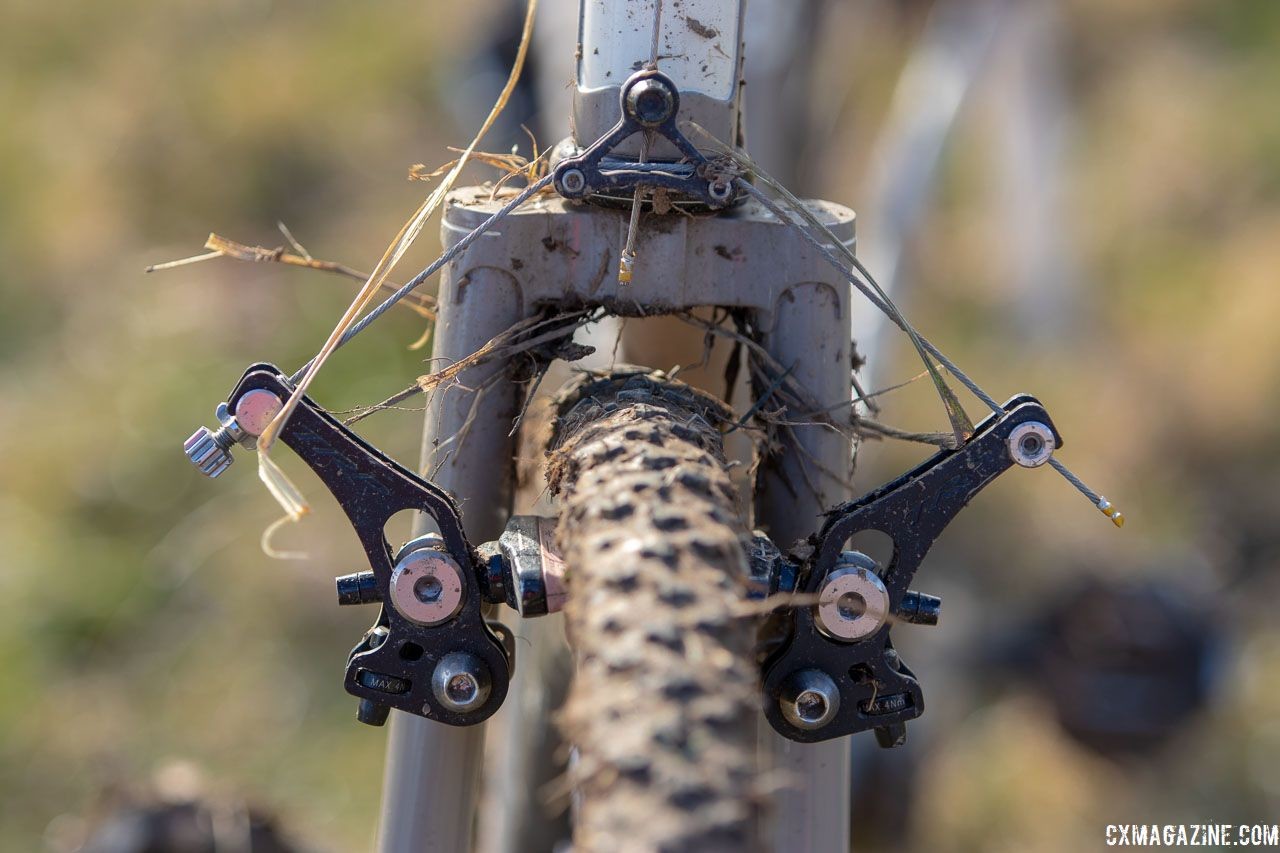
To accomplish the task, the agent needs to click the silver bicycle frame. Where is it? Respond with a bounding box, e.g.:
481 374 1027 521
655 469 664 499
376 2 855 849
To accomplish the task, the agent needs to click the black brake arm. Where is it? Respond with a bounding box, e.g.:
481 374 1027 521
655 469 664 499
762 396 1061 743
224 363 509 726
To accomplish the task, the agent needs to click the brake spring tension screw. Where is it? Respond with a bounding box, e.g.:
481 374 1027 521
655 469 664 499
779 669 841 731
431 651 492 714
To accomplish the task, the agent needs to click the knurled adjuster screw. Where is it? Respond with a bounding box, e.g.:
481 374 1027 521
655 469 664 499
183 388 283 478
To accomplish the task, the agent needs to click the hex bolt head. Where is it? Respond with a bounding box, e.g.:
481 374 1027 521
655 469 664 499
1007 421 1056 468
625 77 677 126
431 651 492 714
779 669 841 731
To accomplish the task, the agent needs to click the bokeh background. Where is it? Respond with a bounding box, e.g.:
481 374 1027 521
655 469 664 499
3 0 1278 850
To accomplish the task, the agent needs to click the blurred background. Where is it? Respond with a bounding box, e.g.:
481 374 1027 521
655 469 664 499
3 0 1278 850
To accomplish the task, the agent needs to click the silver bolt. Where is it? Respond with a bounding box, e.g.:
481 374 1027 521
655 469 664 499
559 168 587 195
388 539 464 626
1007 421 1056 468
184 425 235 478
183 402 246 478
183 392 282 478
233 388 283 439
625 77 676 126
779 669 841 731
708 179 733 203
431 651 492 713
815 552 890 642
367 626 390 649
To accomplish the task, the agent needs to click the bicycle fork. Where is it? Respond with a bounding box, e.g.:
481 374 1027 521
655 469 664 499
373 189 857 852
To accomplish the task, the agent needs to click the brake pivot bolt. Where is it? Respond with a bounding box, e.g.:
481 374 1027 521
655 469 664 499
815 551 891 642
388 537 465 626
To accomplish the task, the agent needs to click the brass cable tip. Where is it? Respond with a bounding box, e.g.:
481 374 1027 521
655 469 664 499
1097 497 1125 528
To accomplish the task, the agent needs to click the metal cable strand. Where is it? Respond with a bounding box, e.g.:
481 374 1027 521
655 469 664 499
736 179 1002 412
1048 457 1100 504
735 178 1123 526
289 173 554 383
649 0 664 66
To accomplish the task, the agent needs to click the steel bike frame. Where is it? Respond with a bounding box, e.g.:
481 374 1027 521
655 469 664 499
376 2 856 850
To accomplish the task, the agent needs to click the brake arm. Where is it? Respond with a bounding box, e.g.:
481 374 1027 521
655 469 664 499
762 396 1062 745
194 363 510 727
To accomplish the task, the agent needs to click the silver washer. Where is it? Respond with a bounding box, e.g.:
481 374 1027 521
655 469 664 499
1007 421 1056 468
388 547 464 626
559 168 586 194
815 563 890 642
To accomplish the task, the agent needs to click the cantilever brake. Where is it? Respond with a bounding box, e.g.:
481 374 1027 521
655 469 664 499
191 363 510 727
763 396 1062 745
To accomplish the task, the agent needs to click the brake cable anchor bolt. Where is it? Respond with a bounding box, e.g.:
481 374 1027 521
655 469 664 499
1007 421 1056 468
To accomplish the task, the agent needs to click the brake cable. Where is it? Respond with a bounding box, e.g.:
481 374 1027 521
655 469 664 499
732 177 1122 527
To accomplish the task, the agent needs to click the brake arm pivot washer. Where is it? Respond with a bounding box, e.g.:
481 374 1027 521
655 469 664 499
763 396 1062 746
212 364 510 727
